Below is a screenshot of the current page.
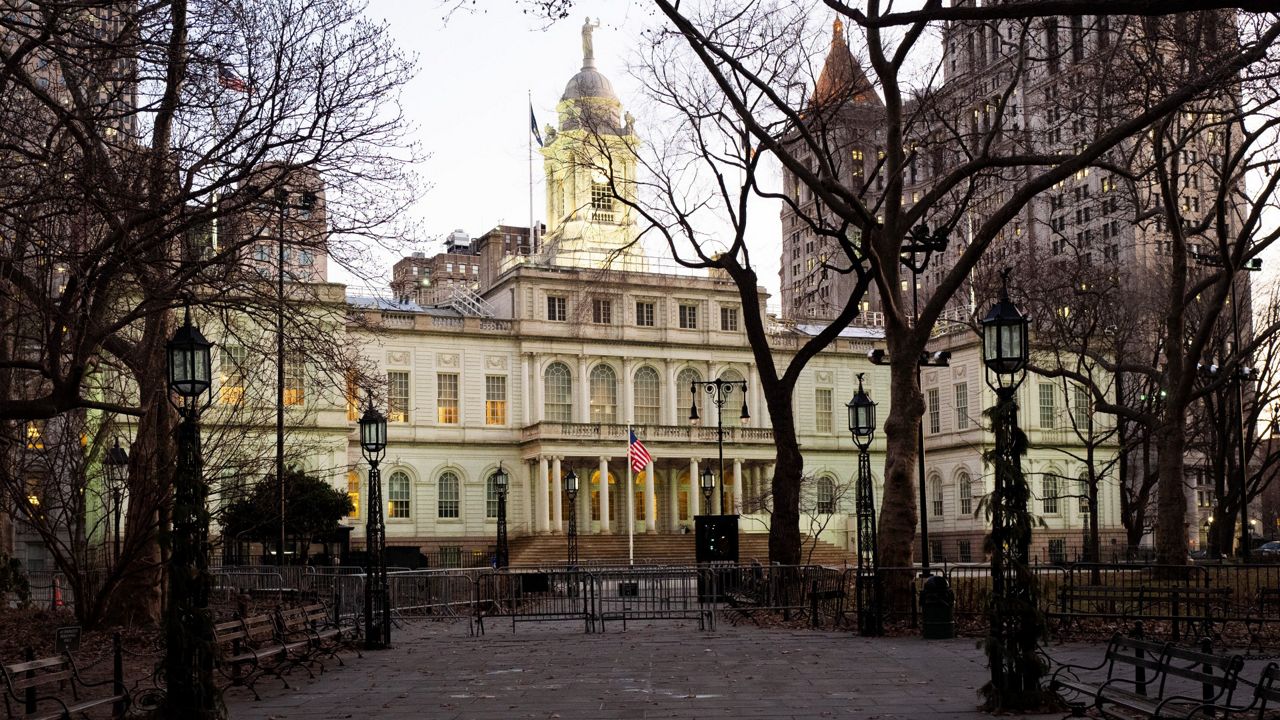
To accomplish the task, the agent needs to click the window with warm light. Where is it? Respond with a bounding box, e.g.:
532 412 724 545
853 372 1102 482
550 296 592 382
388 470 411 518
283 356 305 406
346 471 360 518
437 373 459 424
219 345 247 405
345 371 359 421
388 371 410 423
485 375 507 425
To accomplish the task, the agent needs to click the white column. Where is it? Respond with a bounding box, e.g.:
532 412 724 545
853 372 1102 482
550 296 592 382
598 456 611 534
536 456 550 534
663 359 678 426
689 457 700 518
532 355 544 423
577 355 590 424
644 459 657 534
523 460 535 531
520 353 531 425
732 457 743 515
622 358 635 425
667 467 679 532
551 456 563 533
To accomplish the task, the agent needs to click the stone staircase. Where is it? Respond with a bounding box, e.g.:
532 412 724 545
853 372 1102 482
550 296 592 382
508 532 850 567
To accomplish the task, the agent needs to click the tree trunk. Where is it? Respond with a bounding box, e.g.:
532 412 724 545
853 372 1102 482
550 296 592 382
765 385 802 565
879 334 923 604
1155 418 1188 566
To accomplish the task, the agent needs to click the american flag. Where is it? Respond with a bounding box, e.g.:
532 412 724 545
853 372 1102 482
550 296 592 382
628 430 652 473
218 65 249 93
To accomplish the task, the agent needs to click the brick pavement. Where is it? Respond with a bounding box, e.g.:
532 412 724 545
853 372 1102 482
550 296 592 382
225 621 1103 720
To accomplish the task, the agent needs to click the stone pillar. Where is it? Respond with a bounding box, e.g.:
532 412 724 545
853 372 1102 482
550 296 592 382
598 456 611 534
622 358 635 425
536 456 550 534
732 457 743 515
644 459 657 534
689 457 700 518
663 359 677 426
532 355 544 423
667 466 680 532
577 355 590 424
551 456 563 533
520 353 531 425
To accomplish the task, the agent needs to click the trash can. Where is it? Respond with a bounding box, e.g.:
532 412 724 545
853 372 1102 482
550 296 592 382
920 574 955 639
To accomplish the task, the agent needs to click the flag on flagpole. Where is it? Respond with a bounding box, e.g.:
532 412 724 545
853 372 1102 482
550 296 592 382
629 430 652 474
530 104 544 147
218 65 250 93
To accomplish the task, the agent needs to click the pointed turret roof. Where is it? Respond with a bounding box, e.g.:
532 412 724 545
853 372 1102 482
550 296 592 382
811 18 880 109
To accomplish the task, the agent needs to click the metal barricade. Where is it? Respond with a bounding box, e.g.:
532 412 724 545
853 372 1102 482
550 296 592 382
473 569 595 634
388 569 478 619
590 566 714 631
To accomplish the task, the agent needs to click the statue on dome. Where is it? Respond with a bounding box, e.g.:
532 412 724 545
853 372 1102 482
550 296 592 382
582 17 601 63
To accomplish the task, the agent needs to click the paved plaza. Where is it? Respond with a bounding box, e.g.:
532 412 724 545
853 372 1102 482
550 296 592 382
225 621 1104 719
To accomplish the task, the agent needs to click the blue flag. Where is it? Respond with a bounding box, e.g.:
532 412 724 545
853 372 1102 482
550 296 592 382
530 104 544 147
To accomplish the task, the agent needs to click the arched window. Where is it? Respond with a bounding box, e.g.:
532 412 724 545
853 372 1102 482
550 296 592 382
437 471 460 518
589 364 618 423
1042 474 1060 514
633 367 660 425
388 471 411 519
486 473 500 519
816 476 836 514
677 368 702 425
957 470 973 516
544 362 573 422
930 477 944 517
720 368 747 426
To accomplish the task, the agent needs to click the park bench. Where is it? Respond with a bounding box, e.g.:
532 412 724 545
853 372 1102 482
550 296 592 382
1231 662 1279 719
1 635 127 720
212 614 289 700
1050 628 1245 719
1053 584 1230 641
276 602 358 671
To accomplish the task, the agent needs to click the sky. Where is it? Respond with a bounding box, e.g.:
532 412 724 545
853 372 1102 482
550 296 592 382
348 1 789 302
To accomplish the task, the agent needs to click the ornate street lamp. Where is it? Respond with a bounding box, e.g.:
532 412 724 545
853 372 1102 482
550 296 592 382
104 438 129 565
493 464 509 568
847 373 882 636
359 405 390 649
689 378 749 515
700 467 716 507
163 305 217 719
564 470 579 567
981 269 1040 709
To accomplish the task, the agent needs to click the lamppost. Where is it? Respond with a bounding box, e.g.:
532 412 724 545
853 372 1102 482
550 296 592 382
104 438 129 565
688 378 749 515
1191 250 1262 560
564 470 579 567
358 405 390 649
493 464 509 568
700 467 716 509
981 269 1037 706
163 305 218 719
848 373 882 636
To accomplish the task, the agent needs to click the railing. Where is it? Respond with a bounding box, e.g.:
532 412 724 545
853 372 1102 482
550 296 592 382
522 422 774 444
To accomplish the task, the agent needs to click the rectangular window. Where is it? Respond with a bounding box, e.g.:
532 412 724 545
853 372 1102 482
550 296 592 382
219 345 247 405
591 182 614 212
678 304 698 329
437 373 459 424
284 356 305 406
720 306 739 331
958 540 972 563
347 471 360 518
388 371 410 423
636 301 655 327
954 383 969 430
547 295 567 322
345 371 360 421
815 388 833 434
1048 538 1067 564
438 546 462 568
927 388 941 434
485 376 507 425
1039 382 1056 429
592 298 612 324
1072 384 1090 428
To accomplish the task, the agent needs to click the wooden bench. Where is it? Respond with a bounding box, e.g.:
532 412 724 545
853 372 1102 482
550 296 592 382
2 635 127 720
1050 629 1245 718
212 614 289 700
1054 584 1230 641
276 603 357 672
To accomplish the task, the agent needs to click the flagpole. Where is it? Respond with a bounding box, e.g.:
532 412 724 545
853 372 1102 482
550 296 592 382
528 90 535 252
627 426 635 566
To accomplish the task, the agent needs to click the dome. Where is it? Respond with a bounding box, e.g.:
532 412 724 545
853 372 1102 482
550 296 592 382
561 67 619 103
